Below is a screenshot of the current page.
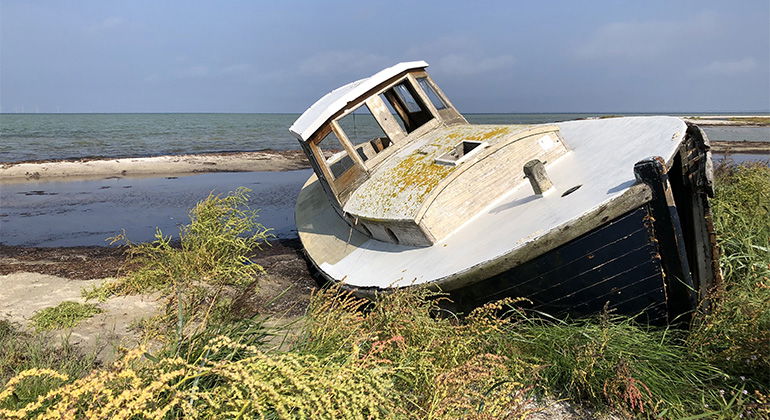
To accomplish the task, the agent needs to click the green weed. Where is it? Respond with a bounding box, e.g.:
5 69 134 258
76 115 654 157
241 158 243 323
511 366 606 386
689 162 770 382
84 187 273 340
29 301 102 332
0 320 99 412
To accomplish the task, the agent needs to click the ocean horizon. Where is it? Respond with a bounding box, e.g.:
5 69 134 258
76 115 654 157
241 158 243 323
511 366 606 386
1 112 768 163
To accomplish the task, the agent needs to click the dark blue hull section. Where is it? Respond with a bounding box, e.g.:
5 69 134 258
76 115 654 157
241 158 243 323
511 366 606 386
448 206 671 324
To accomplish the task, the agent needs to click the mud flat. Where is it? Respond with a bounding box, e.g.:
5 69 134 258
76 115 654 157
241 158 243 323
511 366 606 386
0 150 310 182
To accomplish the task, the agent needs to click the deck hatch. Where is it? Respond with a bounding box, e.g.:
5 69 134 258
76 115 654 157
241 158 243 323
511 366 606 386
435 140 486 166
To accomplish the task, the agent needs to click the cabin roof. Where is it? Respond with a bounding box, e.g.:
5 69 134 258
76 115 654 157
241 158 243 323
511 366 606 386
289 60 429 142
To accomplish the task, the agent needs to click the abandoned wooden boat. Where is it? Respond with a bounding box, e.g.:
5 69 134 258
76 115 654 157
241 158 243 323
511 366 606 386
291 61 720 324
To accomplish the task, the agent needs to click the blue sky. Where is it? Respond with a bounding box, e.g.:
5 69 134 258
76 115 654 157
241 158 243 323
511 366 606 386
1 1 768 113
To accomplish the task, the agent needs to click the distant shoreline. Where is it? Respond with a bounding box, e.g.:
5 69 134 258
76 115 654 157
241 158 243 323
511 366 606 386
1 143 767 183
683 116 770 126
0 149 311 183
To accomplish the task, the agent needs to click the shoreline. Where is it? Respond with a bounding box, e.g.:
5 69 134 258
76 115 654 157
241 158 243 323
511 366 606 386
2 143 768 183
683 116 770 126
710 141 770 155
0 149 311 183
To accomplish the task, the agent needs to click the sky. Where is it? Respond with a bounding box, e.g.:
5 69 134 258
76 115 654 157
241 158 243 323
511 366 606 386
1 0 768 113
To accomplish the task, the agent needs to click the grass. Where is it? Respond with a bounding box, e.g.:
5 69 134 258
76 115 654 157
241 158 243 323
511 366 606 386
0 320 99 412
689 162 770 381
29 301 102 332
84 187 273 340
727 117 770 125
2 163 769 419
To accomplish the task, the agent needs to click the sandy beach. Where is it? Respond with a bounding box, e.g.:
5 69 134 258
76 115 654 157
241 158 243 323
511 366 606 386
0 149 311 182
683 115 770 126
0 239 316 361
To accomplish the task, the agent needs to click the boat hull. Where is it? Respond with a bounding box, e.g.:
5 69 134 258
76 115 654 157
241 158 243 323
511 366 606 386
296 119 719 324
446 205 676 324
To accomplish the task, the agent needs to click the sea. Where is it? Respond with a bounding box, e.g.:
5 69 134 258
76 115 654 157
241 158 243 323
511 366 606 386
1 113 768 163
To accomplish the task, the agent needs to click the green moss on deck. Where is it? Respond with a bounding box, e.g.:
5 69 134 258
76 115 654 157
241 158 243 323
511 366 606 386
346 125 524 219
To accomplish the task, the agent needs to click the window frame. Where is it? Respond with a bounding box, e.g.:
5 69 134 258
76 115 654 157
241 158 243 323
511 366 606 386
306 71 456 203
416 76 447 110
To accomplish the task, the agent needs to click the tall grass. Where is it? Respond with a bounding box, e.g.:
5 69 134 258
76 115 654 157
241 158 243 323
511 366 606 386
498 313 725 417
85 187 273 342
689 162 770 382
296 288 538 419
0 320 99 412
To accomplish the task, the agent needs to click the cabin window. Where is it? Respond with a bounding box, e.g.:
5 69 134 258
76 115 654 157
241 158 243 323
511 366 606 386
336 104 392 163
416 77 446 110
315 130 354 179
378 93 407 133
380 80 433 134
394 83 421 112
385 227 400 244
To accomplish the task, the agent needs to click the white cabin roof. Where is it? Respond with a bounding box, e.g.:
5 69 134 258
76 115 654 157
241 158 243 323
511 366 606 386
289 60 429 142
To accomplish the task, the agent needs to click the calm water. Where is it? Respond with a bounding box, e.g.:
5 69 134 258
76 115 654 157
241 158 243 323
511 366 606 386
0 170 312 247
3 113 767 163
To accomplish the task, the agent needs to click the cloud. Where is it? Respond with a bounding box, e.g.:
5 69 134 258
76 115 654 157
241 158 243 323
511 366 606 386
699 58 757 75
574 12 717 60
299 51 390 76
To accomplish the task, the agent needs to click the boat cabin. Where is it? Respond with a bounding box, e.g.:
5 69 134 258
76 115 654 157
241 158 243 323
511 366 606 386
290 61 569 246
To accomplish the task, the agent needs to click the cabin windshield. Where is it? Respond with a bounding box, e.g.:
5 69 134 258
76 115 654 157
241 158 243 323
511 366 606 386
416 77 446 110
380 80 433 133
337 104 392 163
315 130 354 179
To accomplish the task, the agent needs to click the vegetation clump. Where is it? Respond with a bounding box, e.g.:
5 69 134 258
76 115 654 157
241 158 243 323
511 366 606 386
84 187 272 339
29 302 102 332
0 320 99 412
89 187 271 298
0 335 398 419
689 162 770 380
726 116 770 125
